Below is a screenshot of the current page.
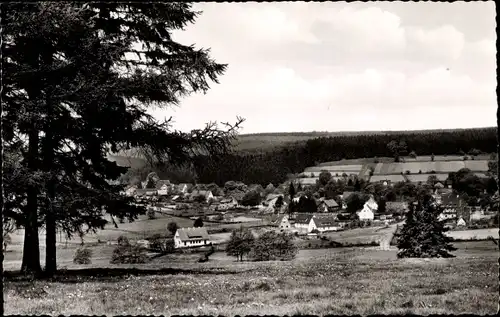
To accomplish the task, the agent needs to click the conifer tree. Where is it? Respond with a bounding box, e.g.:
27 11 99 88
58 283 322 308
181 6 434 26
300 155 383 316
395 197 457 258
3 3 243 276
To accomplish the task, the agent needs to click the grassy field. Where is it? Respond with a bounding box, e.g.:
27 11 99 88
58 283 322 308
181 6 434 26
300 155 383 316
445 228 499 240
4 240 497 315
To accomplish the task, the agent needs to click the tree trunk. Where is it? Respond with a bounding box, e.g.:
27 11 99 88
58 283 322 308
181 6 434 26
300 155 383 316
21 129 42 275
43 48 57 277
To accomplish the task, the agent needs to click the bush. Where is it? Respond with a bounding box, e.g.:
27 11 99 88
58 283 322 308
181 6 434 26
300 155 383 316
73 247 92 264
117 235 130 246
111 243 148 264
147 208 156 219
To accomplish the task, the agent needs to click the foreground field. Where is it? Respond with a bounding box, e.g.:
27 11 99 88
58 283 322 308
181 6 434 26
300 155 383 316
4 241 497 315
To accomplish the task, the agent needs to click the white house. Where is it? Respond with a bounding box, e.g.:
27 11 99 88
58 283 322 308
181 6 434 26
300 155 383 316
218 197 238 210
457 217 466 227
438 208 457 221
176 183 192 194
125 185 137 197
293 214 315 233
191 190 214 203
273 214 292 230
157 184 170 196
174 227 211 249
357 196 377 221
312 216 342 232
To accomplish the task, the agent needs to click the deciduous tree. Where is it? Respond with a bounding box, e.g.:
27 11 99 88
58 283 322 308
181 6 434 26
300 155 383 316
226 227 255 261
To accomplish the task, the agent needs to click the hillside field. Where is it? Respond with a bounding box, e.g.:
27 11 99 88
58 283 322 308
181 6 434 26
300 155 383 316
298 155 492 184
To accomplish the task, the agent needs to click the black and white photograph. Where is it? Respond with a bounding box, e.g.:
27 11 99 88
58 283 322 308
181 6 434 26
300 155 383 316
2 1 498 315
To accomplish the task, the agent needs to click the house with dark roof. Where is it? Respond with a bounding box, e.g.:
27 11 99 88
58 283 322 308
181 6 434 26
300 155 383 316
318 199 340 212
174 227 211 249
156 180 172 196
311 216 342 232
293 214 315 233
271 214 292 230
340 191 355 209
134 188 157 197
190 190 214 203
176 183 192 194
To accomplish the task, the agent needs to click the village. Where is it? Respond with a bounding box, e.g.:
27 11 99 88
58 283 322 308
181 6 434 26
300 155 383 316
123 165 497 250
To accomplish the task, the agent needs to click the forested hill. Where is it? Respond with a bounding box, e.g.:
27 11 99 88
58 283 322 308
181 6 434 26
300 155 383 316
194 127 497 185
112 127 497 186
233 127 497 154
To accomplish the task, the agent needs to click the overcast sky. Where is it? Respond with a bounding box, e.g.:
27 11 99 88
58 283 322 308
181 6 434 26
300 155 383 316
149 2 496 134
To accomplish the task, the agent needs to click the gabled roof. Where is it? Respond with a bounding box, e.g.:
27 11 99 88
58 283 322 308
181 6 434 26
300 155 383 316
436 188 453 195
176 227 210 241
265 194 281 202
294 214 314 224
342 191 354 201
220 197 236 203
386 201 409 210
191 190 211 197
312 216 339 228
434 182 445 189
324 199 339 208
155 180 171 189
272 214 288 225
135 188 156 195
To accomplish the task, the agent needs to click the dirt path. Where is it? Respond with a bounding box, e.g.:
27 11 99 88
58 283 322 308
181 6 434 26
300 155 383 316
379 222 403 251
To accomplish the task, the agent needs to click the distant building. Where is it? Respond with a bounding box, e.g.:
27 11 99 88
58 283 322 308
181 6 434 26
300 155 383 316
456 217 466 227
176 183 192 194
272 214 292 230
294 214 315 233
311 216 342 232
357 196 377 221
174 227 211 249
125 185 137 197
190 190 214 203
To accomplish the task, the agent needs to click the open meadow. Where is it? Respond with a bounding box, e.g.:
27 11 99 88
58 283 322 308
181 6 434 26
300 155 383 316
4 240 498 315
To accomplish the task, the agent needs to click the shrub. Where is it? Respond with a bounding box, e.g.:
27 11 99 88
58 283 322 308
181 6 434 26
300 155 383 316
73 247 92 264
149 234 166 252
167 221 179 234
111 243 148 264
193 217 204 228
147 208 156 219
117 235 130 246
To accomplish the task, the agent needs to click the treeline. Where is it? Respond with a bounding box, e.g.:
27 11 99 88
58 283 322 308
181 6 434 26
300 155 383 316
192 127 497 186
